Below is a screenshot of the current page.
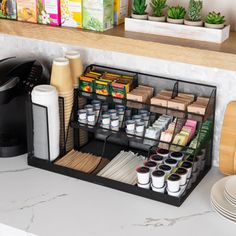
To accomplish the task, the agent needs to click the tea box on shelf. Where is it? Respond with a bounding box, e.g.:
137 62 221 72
83 0 114 31
0 0 17 19
16 0 37 23
114 0 129 25
61 0 82 28
37 0 61 26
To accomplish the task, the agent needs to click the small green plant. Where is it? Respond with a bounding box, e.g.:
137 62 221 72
188 0 202 21
206 12 225 24
150 0 167 17
133 0 147 15
167 6 186 19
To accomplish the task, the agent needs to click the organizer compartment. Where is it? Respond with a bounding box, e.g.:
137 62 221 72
27 65 216 206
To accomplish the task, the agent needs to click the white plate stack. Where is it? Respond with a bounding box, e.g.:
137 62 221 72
211 176 236 223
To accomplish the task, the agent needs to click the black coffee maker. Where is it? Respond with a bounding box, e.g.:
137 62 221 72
0 57 49 157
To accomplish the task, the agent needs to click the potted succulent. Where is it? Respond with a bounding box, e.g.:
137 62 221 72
184 0 203 26
132 0 148 20
205 11 225 29
148 0 167 22
167 6 186 24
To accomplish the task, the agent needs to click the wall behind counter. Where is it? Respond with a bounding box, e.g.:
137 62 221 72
1 33 236 166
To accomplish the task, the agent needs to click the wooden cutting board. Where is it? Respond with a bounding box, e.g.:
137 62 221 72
220 101 236 175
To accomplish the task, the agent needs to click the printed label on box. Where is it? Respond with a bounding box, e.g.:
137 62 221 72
17 0 37 23
0 0 17 19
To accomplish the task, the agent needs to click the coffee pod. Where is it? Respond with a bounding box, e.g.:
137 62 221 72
136 166 150 185
144 161 157 172
151 183 166 193
164 158 178 169
167 174 181 193
151 170 165 188
200 158 206 171
185 155 199 172
126 120 135 131
137 181 151 190
150 154 163 165
158 164 172 175
156 148 169 160
133 114 142 122
174 167 188 186
192 170 198 183
197 149 206 160
179 161 193 178
170 152 184 162
167 187 181 197
180 182 187 195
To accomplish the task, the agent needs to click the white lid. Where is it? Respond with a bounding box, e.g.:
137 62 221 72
32 85 58 97
53 57 69 66
65 50 81 59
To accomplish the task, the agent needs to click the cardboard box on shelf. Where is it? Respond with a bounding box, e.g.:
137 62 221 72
83 0 114 32
37 0 61 26
0 0 17 19
114 0 129 25
17 0 37 23
61 0 82 28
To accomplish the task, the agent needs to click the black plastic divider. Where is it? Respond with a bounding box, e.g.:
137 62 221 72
27 64 216 206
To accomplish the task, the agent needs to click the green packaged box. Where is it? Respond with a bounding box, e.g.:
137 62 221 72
83 0 114 32
0 0 17 19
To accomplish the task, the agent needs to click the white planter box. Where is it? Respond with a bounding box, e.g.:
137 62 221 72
125 17 230 43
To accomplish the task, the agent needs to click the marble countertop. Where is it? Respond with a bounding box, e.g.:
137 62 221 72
0 155 235 236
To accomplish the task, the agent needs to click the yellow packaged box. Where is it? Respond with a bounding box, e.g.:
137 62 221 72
61 0 82 28
114 0 129 25
17 0 37 23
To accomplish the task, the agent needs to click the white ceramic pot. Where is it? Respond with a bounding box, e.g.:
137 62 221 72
167 17 184 24
132 13 148 20
148 15 166 22
205 22 225 29
184 19 203 27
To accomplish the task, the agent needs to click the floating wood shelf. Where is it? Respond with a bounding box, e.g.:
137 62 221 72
1 19 236 71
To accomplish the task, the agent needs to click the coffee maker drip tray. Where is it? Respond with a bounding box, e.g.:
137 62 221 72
0 133 26 157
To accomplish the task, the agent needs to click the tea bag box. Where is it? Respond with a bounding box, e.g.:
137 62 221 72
37 0 61 26
0 0 17 19
61 0 83 28
83 0 114 32
16 0 37 23
114 0 129 25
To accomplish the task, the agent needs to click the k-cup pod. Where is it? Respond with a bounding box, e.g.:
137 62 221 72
102 114 111 126
200 158 206 171
102 103 109 112
133 114 142 122
180 182 187 195
126 120 135 131
87 111 96 125
136 166 150 185
135 121 145 133
137 181 151 190
151 170 165 188
185 155 199 172
108 109 117 118
164 158 178 169
78 109 87 122
158 164 172 175
174 167 188 186
180 161 193 178
84 104 94 113
167 187 181 197
156 149 169 159
167 174 181 193
151 183 166 193
186 178 192 190
197 149 206 160
170 152 184 162
111 116 119 128
144 161 157 172
150 154 163 165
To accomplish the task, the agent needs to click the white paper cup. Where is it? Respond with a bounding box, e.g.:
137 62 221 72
151 170 165 188
136 166 150 185
151 183 166 193
167 174 181 192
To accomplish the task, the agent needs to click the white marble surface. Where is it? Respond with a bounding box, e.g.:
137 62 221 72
1 33 236 166
0 155 235 236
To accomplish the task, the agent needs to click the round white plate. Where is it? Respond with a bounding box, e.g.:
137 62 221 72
225 176 236 200
211 177 236 215
211 201 236 224
224 191 236 206
211 198 236 217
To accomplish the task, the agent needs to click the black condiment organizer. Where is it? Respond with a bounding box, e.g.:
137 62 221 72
27 64 216 206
